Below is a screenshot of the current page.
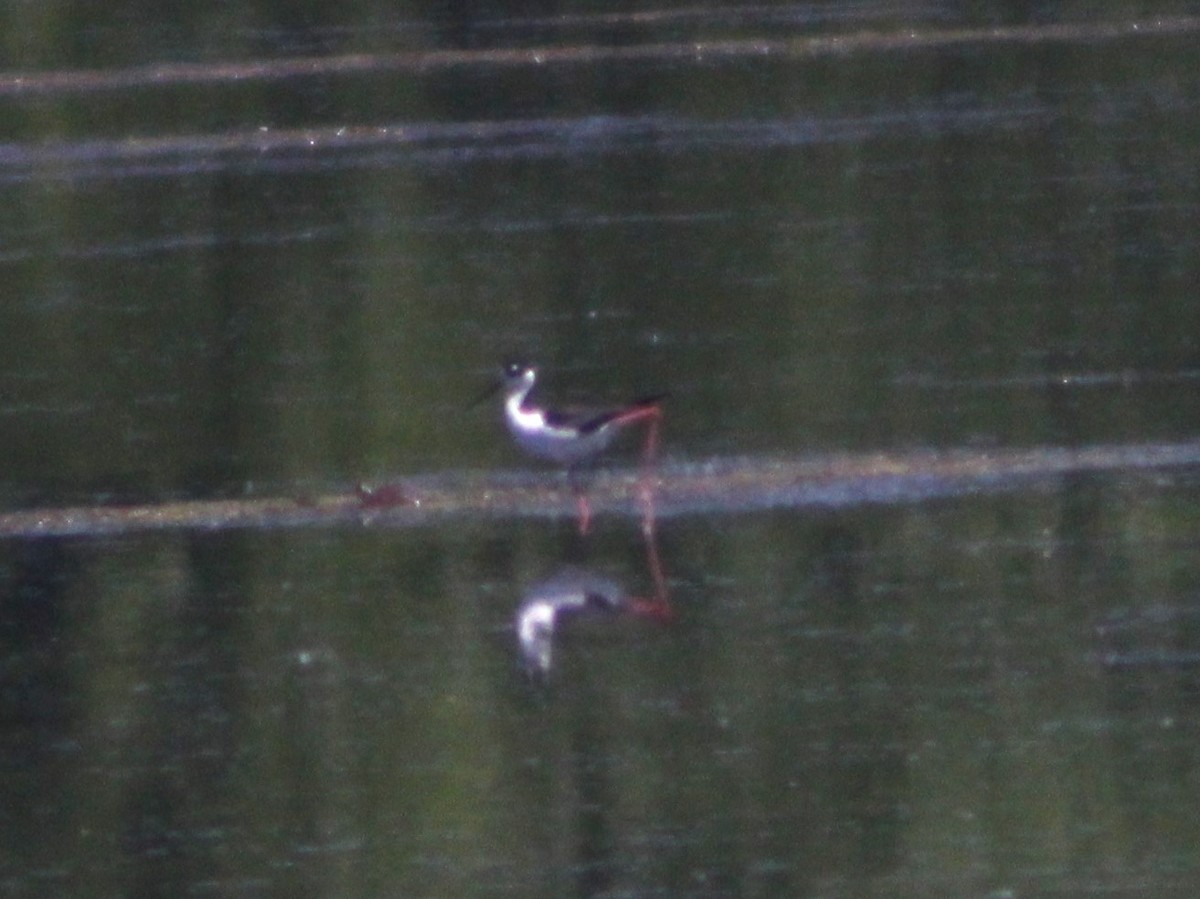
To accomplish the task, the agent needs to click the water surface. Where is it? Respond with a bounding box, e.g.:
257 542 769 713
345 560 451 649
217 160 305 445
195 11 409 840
2 3 1200 896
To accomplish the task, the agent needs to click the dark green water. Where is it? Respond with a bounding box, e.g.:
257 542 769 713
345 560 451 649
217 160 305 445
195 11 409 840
1 4 1200 896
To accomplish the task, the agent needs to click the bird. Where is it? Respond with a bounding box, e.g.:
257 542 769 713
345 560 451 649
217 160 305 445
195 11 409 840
487 361 666 533
515 566 673 676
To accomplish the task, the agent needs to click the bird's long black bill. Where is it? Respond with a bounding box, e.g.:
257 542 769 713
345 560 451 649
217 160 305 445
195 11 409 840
469 379 502 410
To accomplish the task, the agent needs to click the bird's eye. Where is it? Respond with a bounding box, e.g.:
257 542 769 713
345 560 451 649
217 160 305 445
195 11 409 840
504 361 528 377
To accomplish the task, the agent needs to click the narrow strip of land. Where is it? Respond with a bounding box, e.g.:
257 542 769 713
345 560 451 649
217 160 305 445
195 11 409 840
0 440 1195 539
0 16 1195 96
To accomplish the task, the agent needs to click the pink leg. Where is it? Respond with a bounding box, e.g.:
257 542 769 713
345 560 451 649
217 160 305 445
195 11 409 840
577 402 664 536
641 411 661 465
627 523 672 621
637 410 662 537
575 489 592 536
644 521 668 602
627 595 674 622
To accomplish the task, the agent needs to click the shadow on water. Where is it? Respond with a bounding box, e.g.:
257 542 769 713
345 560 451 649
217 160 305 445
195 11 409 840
516 527 672 680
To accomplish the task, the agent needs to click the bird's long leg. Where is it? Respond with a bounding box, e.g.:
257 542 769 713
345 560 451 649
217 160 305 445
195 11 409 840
566 466 592 536
641 410 661 466
640 420 660 537
644 519 668 603
606 403 663 535
576 491 592 536
627 406 663 537
608 403 662 466
568 400 664 537
627 522 673 621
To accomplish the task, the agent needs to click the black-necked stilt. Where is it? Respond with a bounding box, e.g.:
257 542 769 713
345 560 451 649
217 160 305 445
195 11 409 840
486 361 666 533
516 565 673 676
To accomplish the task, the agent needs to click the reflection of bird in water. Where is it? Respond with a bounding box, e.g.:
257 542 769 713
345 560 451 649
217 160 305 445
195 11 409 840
482 361 666 534
516 566 673 676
